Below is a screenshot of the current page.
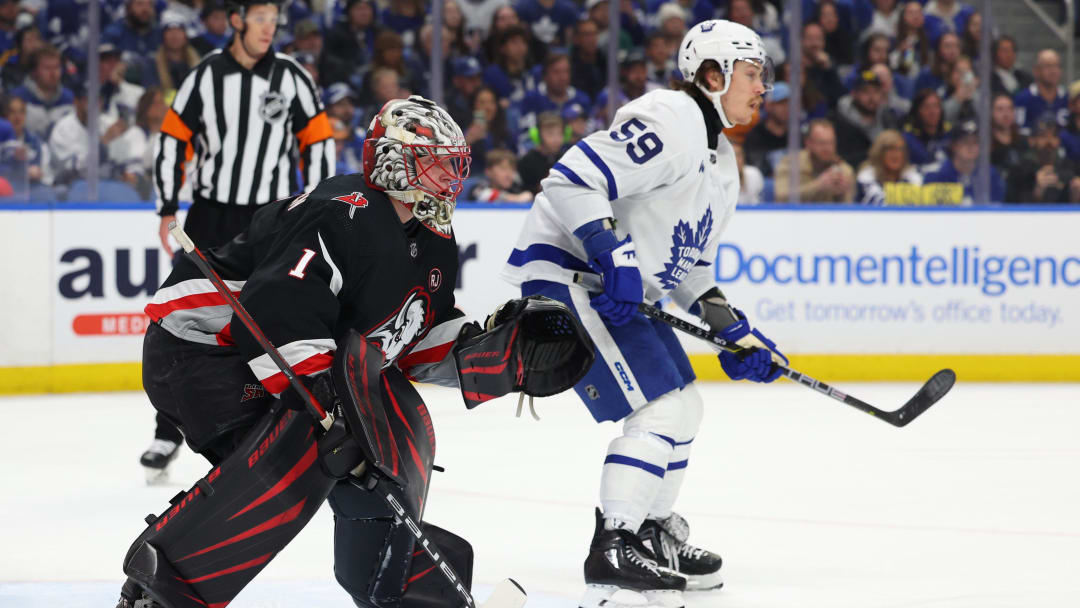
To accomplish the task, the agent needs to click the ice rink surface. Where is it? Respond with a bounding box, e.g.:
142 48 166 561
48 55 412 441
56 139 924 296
2 380 1078 608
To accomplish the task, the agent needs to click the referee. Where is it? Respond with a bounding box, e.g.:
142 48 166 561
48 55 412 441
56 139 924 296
153 0 335 255
141 0 334 478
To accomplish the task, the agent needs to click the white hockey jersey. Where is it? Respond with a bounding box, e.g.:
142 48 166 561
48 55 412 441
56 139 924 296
501 88 740 311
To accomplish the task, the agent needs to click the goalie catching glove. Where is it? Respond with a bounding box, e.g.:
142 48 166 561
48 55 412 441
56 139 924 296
453 295 596 409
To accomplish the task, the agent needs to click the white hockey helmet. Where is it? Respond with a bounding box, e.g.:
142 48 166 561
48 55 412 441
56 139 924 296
677 19 774 127
363 96 471 238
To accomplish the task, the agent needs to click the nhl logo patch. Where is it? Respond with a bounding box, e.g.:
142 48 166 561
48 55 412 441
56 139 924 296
428 268 443 292
259 91 288 123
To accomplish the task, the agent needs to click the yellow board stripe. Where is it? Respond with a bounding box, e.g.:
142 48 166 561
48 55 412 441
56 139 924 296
0 363 144 394
689 354 1080 382
2 355 1079 394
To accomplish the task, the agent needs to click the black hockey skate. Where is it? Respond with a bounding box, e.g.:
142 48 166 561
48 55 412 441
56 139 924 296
638 513 723 591
581 508 686 608
115 578 161 608
139 439 180 485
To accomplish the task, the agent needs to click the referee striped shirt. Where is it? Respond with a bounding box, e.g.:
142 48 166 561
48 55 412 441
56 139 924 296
153 49 335 215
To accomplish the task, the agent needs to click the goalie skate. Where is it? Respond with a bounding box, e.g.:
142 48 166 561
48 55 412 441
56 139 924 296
638 513 723 591
581 509 686 608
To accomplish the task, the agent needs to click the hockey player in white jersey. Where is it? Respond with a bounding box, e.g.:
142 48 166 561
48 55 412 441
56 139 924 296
501 20 786 608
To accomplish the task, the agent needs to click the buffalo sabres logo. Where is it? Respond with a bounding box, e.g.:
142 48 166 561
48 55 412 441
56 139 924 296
259 91 288 123
366 288 433 368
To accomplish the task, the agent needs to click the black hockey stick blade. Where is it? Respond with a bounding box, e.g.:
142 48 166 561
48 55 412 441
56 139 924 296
887 368 956 427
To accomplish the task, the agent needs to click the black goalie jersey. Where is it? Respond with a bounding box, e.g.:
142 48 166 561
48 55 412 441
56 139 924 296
145 175 467 394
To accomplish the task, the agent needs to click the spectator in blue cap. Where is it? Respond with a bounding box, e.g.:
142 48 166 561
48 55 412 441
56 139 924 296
446 55 483 129
562 102 588 145
324 82 359 131
744 81 791 178
923 120 1004 204
593 48 658 118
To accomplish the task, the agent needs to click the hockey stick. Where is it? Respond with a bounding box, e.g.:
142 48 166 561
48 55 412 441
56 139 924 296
573 272 954 427
170 222 527 608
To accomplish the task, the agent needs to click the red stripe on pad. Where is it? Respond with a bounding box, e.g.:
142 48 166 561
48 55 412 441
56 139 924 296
175 553 272 584
176 498 307 562
407 564 438 584
228 442 318 520
463 390 499 403
406 436 428 484
384 375 415 438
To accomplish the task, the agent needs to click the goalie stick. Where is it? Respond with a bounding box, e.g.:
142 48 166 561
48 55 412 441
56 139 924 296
170 222 527 608
574 272 954 428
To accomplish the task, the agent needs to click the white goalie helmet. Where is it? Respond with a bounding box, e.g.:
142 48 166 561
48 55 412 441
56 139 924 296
677 19 774 128
363 95 471 238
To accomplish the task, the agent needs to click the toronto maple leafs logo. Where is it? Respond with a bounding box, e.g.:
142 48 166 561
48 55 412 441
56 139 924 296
366 288 433 368
654 208 713 289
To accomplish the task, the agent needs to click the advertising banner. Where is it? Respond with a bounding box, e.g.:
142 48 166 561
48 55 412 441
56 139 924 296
2 204 1078 391
708 209 1080 354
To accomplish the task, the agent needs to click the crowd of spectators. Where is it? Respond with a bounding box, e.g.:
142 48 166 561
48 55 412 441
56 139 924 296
0 0 1077 204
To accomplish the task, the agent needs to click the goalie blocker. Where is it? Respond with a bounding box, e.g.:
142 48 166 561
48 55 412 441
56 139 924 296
453 295 596 409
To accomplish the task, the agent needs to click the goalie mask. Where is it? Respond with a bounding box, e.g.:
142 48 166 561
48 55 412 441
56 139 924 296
363 96 471 238
678 19 774 128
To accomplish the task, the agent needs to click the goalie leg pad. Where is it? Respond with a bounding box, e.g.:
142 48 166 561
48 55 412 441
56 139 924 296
330 482 473 608
454 294 596 408
121 402 336 608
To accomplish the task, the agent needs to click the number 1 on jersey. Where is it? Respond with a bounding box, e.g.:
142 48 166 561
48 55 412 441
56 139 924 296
288 248 318 279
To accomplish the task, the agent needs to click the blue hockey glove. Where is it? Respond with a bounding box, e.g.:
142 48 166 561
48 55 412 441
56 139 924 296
576 219 643 326
715 309 787 383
